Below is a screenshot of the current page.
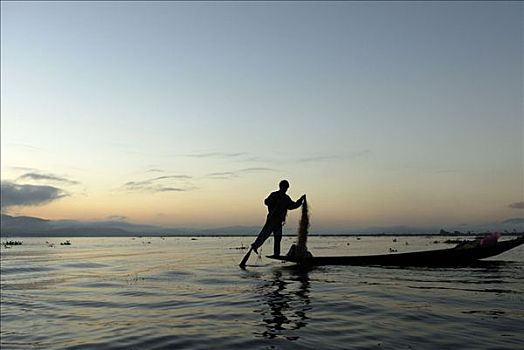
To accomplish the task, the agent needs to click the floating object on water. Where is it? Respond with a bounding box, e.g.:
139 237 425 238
231 243 248 250
3 240 23 247
444 239 465 244
60 240 71 245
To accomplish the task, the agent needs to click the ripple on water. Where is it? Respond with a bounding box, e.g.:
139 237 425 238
59 262 109 269
77 281 122 289
1 265 57 275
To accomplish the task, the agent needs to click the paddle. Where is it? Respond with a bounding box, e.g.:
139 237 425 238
239 247 253 268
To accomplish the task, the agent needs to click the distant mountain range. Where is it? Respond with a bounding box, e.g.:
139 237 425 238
1 214 523 237
0 214 261 237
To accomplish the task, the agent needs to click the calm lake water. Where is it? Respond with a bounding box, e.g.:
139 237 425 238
1 235 523 349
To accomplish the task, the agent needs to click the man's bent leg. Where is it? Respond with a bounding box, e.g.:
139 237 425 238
251 221 273 254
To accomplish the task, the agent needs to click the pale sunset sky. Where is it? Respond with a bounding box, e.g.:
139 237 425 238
1 1 523 231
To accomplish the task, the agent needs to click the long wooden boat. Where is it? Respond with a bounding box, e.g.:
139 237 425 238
268 236 524 267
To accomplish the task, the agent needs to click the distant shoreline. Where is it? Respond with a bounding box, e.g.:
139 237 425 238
3 214 522 238
1 232 523 238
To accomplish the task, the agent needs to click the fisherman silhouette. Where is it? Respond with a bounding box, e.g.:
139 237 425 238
239 180 305 267
252 180 305 256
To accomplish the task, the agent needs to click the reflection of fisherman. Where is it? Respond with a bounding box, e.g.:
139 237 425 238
251 180 306 257
260 270 311 339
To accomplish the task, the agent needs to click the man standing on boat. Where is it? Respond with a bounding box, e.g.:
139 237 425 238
251 180 306 257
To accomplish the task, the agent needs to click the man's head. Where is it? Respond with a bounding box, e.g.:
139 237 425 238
279 180 290 192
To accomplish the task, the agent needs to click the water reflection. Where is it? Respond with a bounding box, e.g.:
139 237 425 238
255 267 311 340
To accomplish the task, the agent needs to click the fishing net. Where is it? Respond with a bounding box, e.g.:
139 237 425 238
297 198 309 254
287 198 312 260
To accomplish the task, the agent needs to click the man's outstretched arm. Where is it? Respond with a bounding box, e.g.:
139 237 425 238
287 194 306 210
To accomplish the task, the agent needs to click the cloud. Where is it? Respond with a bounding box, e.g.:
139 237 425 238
238 167 274 173
156 187 187 192
293 150 371 163
11 166 40 172
7 143 42 152
18 172 79 185
296 155 340 163
509 202 524 209
1 181 68 209
185 152 248 158
122 175 194 193
124 175 192 188
207 171 238 179
153 175 192 180
206 167 275 179
502 217 524 224
107 215 128 221
185 149 372 167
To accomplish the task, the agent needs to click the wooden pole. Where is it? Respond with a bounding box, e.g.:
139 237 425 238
239 247 253 268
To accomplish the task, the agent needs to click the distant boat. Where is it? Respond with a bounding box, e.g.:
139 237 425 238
268 236 524 267
2 240 23 247
60 240 71 246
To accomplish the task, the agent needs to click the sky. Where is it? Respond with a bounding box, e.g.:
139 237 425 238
1 1 523 232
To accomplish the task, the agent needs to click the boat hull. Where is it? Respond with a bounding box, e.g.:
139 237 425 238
268 236 524 267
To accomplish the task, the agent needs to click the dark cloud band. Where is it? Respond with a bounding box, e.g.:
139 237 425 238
509 202 524 209
1 182 68 208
